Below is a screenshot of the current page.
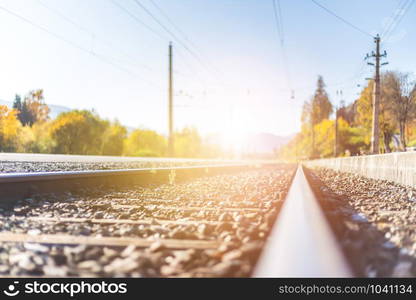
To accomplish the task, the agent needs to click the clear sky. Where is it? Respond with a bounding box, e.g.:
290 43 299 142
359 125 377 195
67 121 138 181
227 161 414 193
0 0 414 139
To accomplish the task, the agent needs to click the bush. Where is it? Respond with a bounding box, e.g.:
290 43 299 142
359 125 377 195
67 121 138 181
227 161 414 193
101 121 127 156
123 129 166 157
0 105 21 152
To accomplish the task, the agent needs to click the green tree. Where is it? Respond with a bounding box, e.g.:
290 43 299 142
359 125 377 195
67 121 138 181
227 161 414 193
124 129 166 157
311 76 333 123
19 122 54 153
174 127 202 158
12 94 22 111
383 71 416 150
101 121 127 156
14 90 50 126
50 110 107 154
301 76 333 158
356 79 395 152
0 105 21 152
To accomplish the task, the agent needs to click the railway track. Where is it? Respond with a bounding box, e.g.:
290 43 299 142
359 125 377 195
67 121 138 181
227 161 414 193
0 162 297 277
0 159 391 277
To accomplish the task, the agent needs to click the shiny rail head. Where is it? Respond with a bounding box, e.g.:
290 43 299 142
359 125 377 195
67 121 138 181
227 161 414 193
0 163 282 206
253 166 352 277
0 163 254 183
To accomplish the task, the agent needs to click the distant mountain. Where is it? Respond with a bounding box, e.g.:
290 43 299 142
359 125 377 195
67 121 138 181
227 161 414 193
0 99 11 107
0 99 71 119
245 133 293 154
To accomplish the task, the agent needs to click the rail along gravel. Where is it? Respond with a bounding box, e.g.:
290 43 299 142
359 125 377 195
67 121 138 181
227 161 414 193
0 163 296 277
305 166 416 277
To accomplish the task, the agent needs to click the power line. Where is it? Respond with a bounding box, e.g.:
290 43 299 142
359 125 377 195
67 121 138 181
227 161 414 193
381 0 408 38
110 0 214 93
272 0 293 97
148 0 193 47
131 0 222 81
381 0 410 38
145 0 211 89
110 0 168 41
381 0 415 41
311 0 374 38
37 0 154 72
112 0 224 90
148 0 225 82
0 4 162 88
346 0 414 102
272 0 284 46
174 47 208 89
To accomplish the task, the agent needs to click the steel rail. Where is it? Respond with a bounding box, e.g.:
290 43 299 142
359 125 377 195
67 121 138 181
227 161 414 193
0 232 219 249
0 164 250 183
253 165 352 277
0 163 267 205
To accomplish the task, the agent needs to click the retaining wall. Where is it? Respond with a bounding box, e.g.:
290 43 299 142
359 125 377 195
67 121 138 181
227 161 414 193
304 152 416 187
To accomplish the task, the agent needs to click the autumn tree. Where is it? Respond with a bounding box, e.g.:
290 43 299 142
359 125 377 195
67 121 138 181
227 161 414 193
124 129 166 157
14 90 50 126
383 71 416 150
13 94 27 125
101 121 127 156
50 110 106 155
19 122 54 153
337 100 356 125
301 76 333 157
355 79 395 152
0 105 21 152
174 127 202 158
12 94 22 111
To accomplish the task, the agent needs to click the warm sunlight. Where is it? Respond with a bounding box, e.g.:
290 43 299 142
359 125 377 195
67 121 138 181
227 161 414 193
0 0 415 286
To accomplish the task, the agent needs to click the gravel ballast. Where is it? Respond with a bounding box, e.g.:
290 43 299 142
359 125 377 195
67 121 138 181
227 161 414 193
0 160 239 173
0 166 295 277
306 167 416 277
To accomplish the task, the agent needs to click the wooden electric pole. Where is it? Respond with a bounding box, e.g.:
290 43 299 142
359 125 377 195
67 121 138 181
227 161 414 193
371 35 381 154
334 90 342 157
366 34 387 155
168 42 174 157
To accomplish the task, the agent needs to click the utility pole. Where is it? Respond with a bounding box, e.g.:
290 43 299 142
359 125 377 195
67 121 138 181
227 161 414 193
365 34 387 154
334 90 342 157
168 42 174 157
334 107 338 157
311 114 315 159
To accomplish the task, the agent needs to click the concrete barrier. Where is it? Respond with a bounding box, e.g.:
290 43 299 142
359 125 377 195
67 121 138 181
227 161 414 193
304 152 416 188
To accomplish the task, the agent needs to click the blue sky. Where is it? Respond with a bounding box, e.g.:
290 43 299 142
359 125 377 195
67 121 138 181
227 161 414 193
0 0 414 138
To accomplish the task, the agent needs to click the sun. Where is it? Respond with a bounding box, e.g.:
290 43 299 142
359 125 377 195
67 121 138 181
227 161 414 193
220 121 251 156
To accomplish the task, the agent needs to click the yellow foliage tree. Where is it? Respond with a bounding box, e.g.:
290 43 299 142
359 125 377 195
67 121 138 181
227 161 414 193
356 79 396 152
101 121 127 156
0 105 21 152
123 129 166 157
278 117 368 160
174 127 201 158
19 121 54 153
50 110 107 154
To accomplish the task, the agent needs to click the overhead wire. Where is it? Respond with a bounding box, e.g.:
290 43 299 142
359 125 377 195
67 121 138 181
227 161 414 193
0 4 163 89
110 0 168 41
38 0 219 94
381 0 408 38
272 0 293 98
381 0 415 42
131 0 225 84
110 0 211 94
148 0 196 49
147 0 223 88
311 0 374 38
37 0 154 72
111 0 227 102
